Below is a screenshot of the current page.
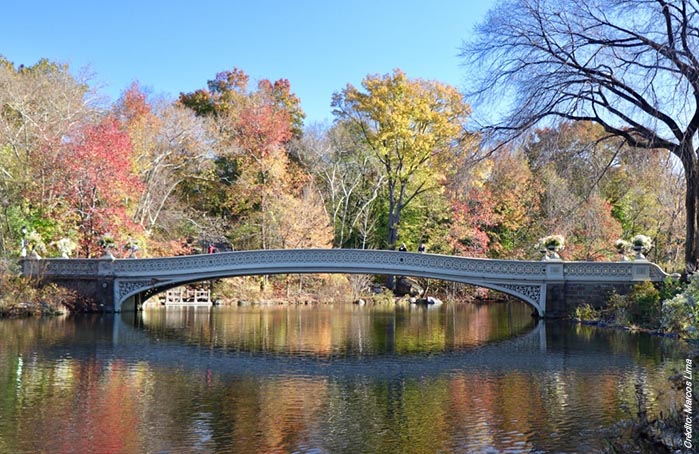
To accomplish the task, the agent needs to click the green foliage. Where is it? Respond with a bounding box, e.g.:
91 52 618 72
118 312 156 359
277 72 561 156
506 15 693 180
591 276 699 338
393 192 453 254
628 281 661 328
598 277 699 338
661 275 699 340
178 155 241 218
372 288 396 305
605 292 631 326
659 276 683 301
25 230 47 255
0 205 29 256
574 303 599 322
601 283 661 329
610 197 632 233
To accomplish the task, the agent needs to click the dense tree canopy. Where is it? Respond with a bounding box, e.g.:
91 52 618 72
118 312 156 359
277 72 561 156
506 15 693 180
0 54 685 274
54 118 143 257
0 57 104 256
461 0 699 272
332 69 474 249
179 68 331 252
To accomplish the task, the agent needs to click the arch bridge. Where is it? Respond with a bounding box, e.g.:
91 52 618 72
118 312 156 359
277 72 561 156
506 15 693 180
22 248 670 318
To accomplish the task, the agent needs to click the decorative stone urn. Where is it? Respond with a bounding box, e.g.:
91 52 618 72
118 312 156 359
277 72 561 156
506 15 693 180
546 245 561 260
630 234 652 261
539 235 565 261
614 239 631 262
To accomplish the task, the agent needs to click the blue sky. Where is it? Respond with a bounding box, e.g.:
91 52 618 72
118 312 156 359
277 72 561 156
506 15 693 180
2 1 495 124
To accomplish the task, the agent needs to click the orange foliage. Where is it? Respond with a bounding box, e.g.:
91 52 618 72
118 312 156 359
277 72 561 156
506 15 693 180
449 187 497 257
565 195 622 261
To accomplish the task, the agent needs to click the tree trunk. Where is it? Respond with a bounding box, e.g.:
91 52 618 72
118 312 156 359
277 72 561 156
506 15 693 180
387 179 398 249
386 182 399 290
387 211 400 249
686 163 699 274
386 208 399 290
387 182 407 250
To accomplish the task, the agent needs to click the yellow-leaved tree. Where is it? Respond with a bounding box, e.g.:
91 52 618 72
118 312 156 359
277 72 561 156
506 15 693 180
332 69 473 249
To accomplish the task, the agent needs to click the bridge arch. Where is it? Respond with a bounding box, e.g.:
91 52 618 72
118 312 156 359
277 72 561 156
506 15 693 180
118 270 545 315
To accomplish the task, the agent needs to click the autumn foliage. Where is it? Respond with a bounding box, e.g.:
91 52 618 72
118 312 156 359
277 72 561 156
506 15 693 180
0 58 685 273
55 118 143 257
449 188 496 257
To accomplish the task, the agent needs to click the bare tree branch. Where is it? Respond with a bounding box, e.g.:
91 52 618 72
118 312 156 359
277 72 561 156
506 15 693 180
461 0 699 271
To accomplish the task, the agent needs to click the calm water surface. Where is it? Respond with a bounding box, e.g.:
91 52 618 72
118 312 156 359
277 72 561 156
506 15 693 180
0 302 689 454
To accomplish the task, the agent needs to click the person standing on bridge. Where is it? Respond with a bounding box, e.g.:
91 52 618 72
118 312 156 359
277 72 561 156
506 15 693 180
398 243 407 252
208 244 216 254
418 242 426 253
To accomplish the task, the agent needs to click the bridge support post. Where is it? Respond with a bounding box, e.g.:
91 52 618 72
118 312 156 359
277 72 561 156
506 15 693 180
537 284 547 318
98 256 115 276
20 256 42 277
631 262 650 281
542 262 565 318
96 255 117 312
544 262 564 280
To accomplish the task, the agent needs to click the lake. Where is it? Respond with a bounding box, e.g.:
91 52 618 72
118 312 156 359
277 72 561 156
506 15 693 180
0 301 688 453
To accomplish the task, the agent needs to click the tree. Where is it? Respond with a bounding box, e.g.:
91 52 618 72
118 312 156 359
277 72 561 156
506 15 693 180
332 69 473 249
483 151 542 258
179 68 320 251
179 68 304 132
462 0 699 272
257 78 305 139
292 123 385 249
567 194 623 261
224 87 296 250
54 118 143 257
0 56 98 255
448 187 497 257
115 83 210 243
267 184 333 249
521 121 685 265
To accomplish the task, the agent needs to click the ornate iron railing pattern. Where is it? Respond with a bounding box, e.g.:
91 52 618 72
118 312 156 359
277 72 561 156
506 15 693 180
36 259 99 276
31 249 668 283
111 249 552 279
563 262 634 279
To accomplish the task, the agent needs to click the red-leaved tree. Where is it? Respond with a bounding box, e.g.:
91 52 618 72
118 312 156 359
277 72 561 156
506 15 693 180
56 118 143 257
449 187 497 257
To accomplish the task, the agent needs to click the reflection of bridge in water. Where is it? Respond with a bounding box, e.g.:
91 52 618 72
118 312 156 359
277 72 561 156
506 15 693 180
22 248 670 317
136 304 539 355
26 312 648 379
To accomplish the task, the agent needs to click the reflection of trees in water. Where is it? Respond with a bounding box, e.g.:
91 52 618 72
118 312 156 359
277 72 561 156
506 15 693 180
0 313 690 454
139 302 537 356
0 315 75 350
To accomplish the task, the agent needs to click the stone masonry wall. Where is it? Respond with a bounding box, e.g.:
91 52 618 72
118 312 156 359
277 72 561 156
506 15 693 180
39 276 114 312
545 282 635 318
